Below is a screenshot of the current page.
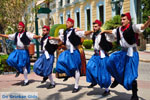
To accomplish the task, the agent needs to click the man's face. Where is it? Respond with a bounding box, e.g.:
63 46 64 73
121 16 130 27
42 28 49 35
66 21 73 29
17 25 24 33
93 24 100 32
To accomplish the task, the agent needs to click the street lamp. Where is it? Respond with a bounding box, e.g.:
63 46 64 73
35 7 51 58
111 0 124 15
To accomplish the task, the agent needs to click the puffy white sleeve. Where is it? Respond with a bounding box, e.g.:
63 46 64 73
75 29 86 38
132 24 144 34
85 33 93 40
26 32 34 40
105 33 116 42
8 33 16 40
112 29 117 38
49 39 59 44
58 29 64 42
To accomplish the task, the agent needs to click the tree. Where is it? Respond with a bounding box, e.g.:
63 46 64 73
0 0 34 33
141 0 150 39
0 0 33 54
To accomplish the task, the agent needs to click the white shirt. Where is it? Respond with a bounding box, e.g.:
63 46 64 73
8 32 34 49
86 33 114 58
111 24 144 56
42 38 58 59
59 28 85 53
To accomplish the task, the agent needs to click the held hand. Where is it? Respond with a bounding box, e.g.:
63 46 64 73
100 31 105 34
75 28 83 32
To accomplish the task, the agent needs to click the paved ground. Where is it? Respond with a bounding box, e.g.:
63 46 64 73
0 50 150 100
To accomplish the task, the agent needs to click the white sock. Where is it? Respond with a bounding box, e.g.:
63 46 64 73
74 70 80 89
23 67 28 83
48 74 55 85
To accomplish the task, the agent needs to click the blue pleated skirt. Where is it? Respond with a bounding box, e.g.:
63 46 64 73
86 54 111 88
33 53 54 77
107 50 139 90
6 49 30 74
56 49 81 77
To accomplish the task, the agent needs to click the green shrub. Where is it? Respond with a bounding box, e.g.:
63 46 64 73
0 54 15 74
102 15 121 30
50 24 60 36
83 39 93 49
54 24 66 37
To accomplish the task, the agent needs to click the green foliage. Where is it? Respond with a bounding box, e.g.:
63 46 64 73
50 24 66 37
0 54 15 74
141 0 150 38
102 15 122 52
83 39 93 49
49 24 60 36
54 24 67 37
102 15 121 30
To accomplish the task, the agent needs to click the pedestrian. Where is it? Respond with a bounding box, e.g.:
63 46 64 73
0 21 41 86
101 13 150 100
33 25 59 89
54 18 93 93
86 19 113 96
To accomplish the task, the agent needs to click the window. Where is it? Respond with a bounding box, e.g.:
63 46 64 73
60 15 63 24
66 0 70 4
86 9 91 30
67 14 70 18
99 5 104 24
59 0 63 7
76 12 80 27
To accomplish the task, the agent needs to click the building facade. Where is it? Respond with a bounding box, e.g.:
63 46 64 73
30 0 145 50
49 0 141 30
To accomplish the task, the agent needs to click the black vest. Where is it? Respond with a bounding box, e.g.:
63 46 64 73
14 32 31 45
116 24 136 45
40 35 49 50
45 39 58 54
92 30 100 45
99 33 112 52
64 28 81 47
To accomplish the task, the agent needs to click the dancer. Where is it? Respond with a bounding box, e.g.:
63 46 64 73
33 25 59 89
101 13 150 100
0 21 41 86
86 19 112 96
55 18 93 93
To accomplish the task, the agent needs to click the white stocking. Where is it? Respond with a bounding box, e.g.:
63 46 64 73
74 70 80 89
48 74 55 85
23 67 28 83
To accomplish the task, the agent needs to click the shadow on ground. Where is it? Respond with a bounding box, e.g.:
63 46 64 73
12 79 41 86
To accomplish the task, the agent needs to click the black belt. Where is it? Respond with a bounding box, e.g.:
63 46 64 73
121 47 137 52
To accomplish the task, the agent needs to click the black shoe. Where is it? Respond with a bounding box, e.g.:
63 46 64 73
87 83 97 88
110 80 119 88
47 83 55 89
22 81 29 86
15 72 20 77
72 88 79 93
63 77 69 82
102 90 110 96
130 95 139 100
41 77 48 83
